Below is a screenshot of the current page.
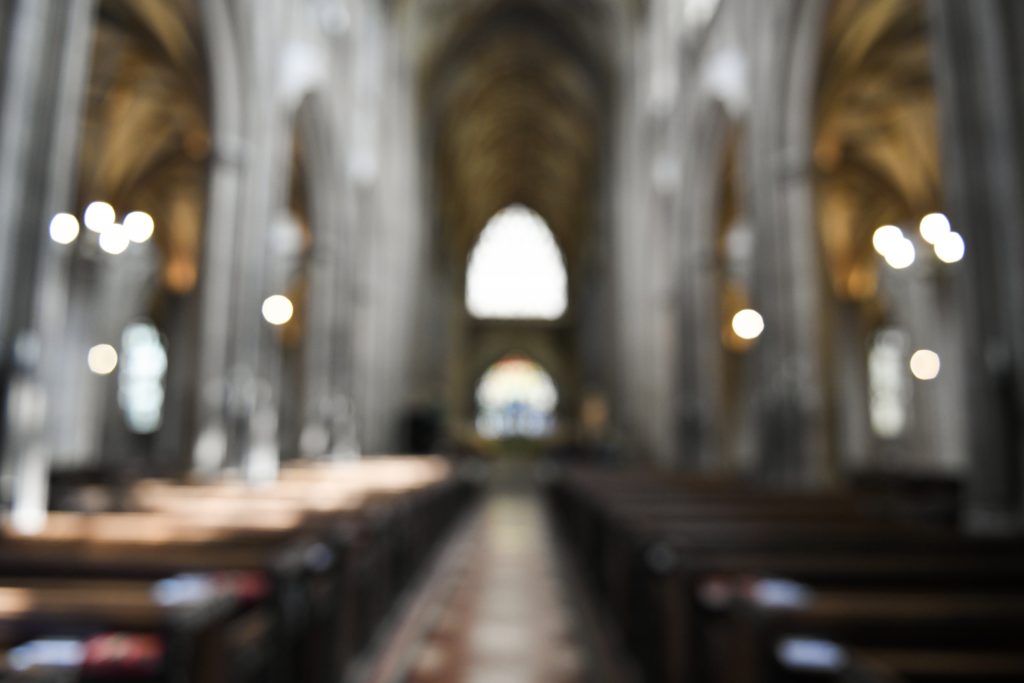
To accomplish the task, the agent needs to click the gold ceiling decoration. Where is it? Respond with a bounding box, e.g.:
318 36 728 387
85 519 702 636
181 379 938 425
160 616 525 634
421 0 611 263
78 0 209 295
814 0 940 302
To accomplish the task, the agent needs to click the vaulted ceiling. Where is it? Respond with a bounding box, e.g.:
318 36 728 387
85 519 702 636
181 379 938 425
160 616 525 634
80 0 208 295
419 0 613 262
814 0 939 302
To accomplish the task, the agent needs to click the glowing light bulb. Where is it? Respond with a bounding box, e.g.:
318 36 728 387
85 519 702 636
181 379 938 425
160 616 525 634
87 344 118 375
872 225 903 257
262 295 294 325
909 349 940 380
883 238 915 270
919 213 950 245
124 211 154 243
83 202 115 232
731 308 764 340
98 223 130 255
48 213 79 245
934 231 965 264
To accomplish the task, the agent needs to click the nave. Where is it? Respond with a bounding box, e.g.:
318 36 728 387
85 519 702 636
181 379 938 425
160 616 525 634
3 0 1024 681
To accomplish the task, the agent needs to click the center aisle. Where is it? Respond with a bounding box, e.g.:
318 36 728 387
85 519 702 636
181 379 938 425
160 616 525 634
358 469 638 683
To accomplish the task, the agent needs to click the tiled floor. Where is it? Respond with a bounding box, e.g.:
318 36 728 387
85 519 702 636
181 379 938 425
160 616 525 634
361 475 637 683
407 492 585 683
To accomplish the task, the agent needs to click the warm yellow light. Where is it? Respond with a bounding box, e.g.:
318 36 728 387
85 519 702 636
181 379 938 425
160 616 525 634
872 225 903 257
48 213 79 245
124 211 154 243
731 308 764 340
87 344 118 375
909 349 940 380
84 201 115 232
883 238 915 270
262 295 294 325
98 223 130 255
919 213 950 245
934 231 965 264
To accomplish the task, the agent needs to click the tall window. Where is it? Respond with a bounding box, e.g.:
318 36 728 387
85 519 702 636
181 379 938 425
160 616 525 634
465 204 567 320
475 355 558 439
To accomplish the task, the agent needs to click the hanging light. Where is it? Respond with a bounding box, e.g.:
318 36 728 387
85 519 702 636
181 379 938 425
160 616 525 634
124 211 155 243
48 213 80 245
909 349 940 380
98 223 130 255
883 237 915 270
934 231 965 264
83 202 115 233
731 308 764 340
262 295 294 325
872 225 903 257
87 344 118 375
919 213 950 245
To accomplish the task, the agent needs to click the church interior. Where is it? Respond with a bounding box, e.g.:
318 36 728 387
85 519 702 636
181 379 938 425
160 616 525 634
1 0 1024 681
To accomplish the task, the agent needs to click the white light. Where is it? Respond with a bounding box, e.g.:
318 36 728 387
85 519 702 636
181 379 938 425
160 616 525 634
83 201 115 232
731 308 764 340
909 349 940 380
466 205 568 320
776 638 848 673
883 238 915 270
48 213 80 245
919 213 951 245
124 211 154 243
934 231 965 264
87 344 118 375
872 225 903 257
98 223 130 255
262 295 294 325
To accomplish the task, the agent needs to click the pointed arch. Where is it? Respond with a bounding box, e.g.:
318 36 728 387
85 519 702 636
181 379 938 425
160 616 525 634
465 204 568 320
475 353 558 439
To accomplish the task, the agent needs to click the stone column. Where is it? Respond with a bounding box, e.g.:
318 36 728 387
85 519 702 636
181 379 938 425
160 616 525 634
929 0 1024 531
192 0 245 476
745 0 832 487
0 0 95 530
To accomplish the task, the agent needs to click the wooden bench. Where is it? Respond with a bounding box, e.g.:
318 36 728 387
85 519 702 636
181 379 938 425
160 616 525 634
546 466 1024 683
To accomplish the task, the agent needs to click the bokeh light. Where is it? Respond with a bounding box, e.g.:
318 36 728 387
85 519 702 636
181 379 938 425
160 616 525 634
87 344 118 375
731 308 764 340
98 223 130 255
909 349 940 380
48 213 79 245
83 201 115 233
934 231 965 264
262 295 294 325
124 211 155 243
919 213 950 245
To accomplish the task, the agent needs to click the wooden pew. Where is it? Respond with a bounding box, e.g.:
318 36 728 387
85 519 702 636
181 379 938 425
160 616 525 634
0 575 271 682
711 582 1024 682
545 466 1024 683
0 456 474 683
775 637 1024 683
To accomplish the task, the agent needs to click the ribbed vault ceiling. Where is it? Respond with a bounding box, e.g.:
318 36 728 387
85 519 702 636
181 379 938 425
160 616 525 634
814 0 938 301
421 0 611 262
81 0 209 295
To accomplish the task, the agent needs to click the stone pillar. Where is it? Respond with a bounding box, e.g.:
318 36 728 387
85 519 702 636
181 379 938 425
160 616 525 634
0 0 95 379
192 0 245 476
746 0 832 487
0 0 95 529
929 0 1024 531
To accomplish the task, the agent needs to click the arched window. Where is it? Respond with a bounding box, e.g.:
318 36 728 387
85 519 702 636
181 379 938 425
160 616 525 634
475 355 558 439
465 204 568 320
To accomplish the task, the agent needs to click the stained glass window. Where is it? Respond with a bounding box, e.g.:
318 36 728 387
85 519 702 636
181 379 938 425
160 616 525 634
475 355 557 439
